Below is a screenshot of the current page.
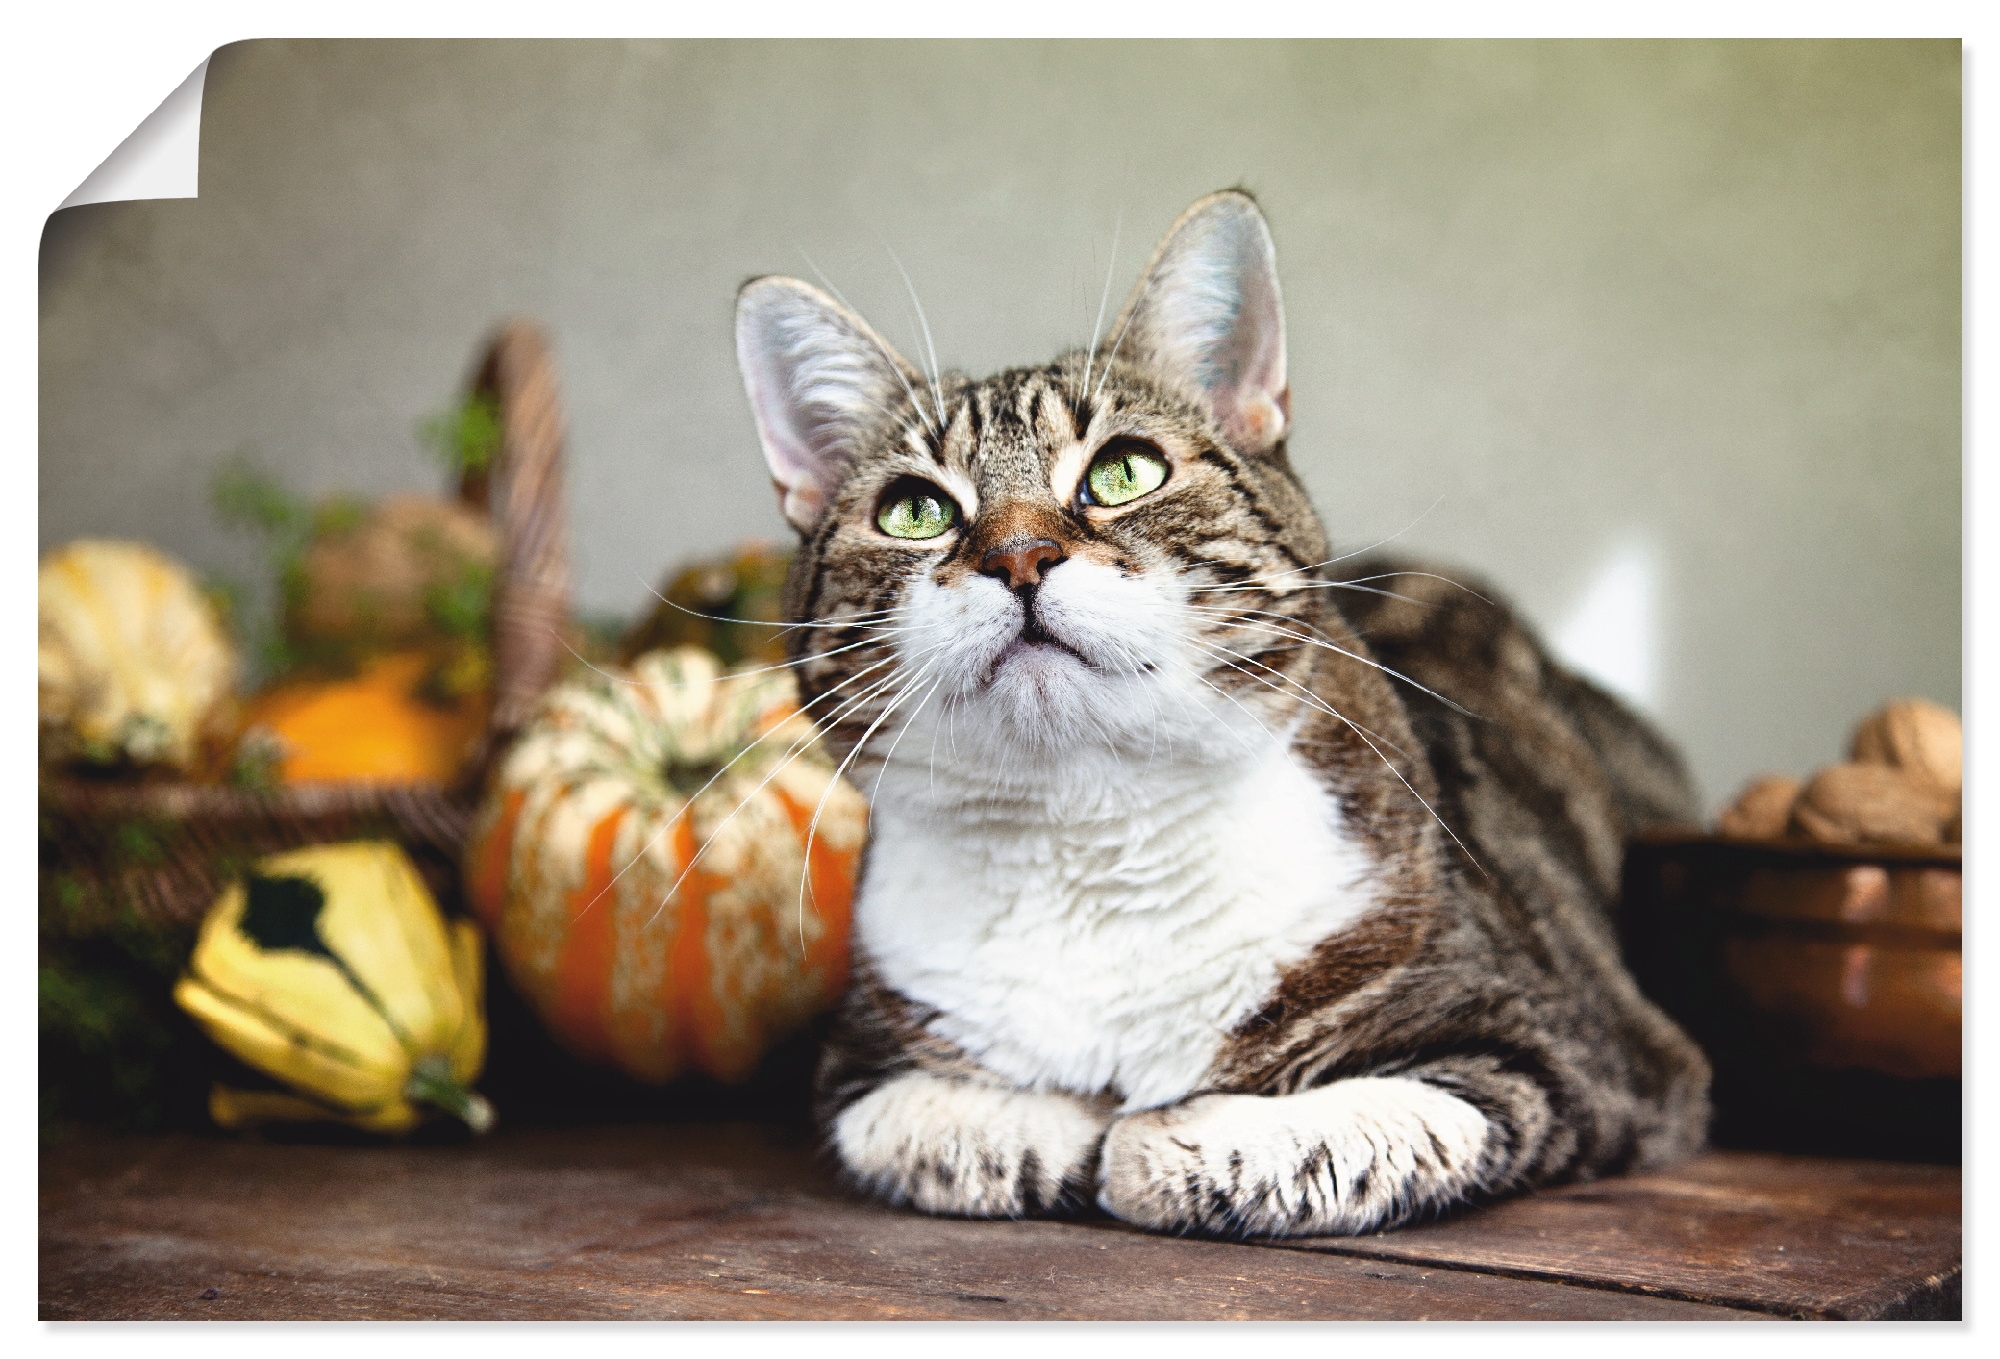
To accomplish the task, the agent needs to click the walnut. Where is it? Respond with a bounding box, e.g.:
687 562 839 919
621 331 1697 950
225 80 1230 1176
1789 763 1957 846
1850 698 1962 796
1716 774 1802 839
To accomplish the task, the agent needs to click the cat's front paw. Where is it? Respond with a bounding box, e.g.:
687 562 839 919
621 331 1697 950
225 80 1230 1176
830 1072 1113 1218
1097 1076 1491 1237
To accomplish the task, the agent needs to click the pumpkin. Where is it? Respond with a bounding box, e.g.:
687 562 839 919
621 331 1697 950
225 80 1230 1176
173 841 492 1135
465 646 867 1084
38 539 238 771
238 650 487 785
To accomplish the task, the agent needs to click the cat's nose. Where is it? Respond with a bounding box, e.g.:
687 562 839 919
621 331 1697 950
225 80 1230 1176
981 537 1067 591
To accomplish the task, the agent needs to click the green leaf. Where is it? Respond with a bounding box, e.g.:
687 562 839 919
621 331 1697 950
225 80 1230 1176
420 393 504 477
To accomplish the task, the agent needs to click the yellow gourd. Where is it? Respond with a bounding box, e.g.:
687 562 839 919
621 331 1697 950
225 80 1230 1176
173 842 492 1135
38 539 237 770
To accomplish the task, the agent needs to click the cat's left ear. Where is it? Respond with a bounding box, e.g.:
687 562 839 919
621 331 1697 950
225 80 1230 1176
1108 190 1288 455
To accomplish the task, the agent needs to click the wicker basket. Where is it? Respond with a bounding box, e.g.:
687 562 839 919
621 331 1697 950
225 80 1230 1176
40 321 573 931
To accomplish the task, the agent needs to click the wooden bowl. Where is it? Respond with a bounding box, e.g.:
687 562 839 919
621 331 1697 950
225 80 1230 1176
1621 832 1960 1161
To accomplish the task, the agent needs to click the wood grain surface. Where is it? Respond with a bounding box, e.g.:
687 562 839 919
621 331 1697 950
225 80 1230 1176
40 1123 1956 1321
1296 1148 1961 1319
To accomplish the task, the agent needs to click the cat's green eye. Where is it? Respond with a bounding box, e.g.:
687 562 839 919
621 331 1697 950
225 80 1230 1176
1083 442 1169 508
876 482 958 540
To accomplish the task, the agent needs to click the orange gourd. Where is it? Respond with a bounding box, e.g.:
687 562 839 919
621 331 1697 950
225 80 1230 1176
464 647 866 1084
240 651 488 785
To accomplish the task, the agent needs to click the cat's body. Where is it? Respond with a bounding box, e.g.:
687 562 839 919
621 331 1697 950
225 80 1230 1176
733 191 1710 1237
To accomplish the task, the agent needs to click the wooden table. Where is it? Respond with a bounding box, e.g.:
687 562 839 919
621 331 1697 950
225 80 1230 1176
40 1122 1960 1321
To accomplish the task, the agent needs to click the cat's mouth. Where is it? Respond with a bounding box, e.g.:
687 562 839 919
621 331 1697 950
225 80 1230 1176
982 631 1091 686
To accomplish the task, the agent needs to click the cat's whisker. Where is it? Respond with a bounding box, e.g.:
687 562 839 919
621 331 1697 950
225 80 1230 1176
633 575 915 637
1186 633 1413 763
864 664 949 804
1165 654 1281 758
1184 571 1488 611
790 647 953 939
1173 500 1475 596
1186 635 1482 875
1316 496 1449 569
1174 549 1478 607
794 652 948 948
1183 578 1432 609
573 652 904 927
1330 570 1492 602
1186 607 1481 720
637 658 918 932
553 622 907 693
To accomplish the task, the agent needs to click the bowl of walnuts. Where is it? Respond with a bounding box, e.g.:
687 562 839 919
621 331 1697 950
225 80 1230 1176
1621 699 1961 1162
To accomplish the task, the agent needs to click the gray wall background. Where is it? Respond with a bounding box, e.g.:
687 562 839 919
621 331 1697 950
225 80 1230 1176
39 39 1961 813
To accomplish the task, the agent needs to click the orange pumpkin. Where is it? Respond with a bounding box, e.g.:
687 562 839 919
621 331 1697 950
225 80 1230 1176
464 647 866 1084
240 651 488 785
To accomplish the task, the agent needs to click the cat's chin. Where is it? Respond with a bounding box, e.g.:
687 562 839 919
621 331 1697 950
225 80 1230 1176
981 637 1095 711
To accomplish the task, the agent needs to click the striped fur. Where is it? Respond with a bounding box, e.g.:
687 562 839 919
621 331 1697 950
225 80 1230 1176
733 191 1709 1238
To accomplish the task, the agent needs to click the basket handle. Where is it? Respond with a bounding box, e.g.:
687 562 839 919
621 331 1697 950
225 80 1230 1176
461 321 571 775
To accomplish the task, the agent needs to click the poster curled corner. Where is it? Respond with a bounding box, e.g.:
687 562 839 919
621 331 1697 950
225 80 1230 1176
58 56 210 211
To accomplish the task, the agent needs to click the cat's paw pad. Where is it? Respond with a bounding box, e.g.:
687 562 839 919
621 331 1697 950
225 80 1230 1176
831 1072 1112 1218
1097 1076 1490 1237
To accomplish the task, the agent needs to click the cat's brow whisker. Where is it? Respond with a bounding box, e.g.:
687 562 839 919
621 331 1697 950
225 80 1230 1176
883 243 948 430
798 247 938 435
1092 254 1155 405
1080 212 1123 402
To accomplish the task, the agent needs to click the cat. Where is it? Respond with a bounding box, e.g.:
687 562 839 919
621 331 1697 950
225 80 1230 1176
730 189 1711 1238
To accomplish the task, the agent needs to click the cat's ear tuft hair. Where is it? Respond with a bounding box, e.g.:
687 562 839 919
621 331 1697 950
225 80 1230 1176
736 276 924 533
1107 191 1289 455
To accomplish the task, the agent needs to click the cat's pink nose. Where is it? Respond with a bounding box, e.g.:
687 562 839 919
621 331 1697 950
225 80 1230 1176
981 538 1066 590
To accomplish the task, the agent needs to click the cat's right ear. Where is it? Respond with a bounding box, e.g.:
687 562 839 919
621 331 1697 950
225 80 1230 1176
736 276 923 534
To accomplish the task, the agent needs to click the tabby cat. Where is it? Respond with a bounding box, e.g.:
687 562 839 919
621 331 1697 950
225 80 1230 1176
731 190 1710 1238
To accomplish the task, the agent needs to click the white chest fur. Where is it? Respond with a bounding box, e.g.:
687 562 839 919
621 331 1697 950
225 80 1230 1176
856 743 1384 1112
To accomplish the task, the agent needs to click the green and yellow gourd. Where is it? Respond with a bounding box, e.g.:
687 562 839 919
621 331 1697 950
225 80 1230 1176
174 842 492 1134
466 646 867 1085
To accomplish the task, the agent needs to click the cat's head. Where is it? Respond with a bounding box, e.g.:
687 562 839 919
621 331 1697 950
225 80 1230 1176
734 191 1333 783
